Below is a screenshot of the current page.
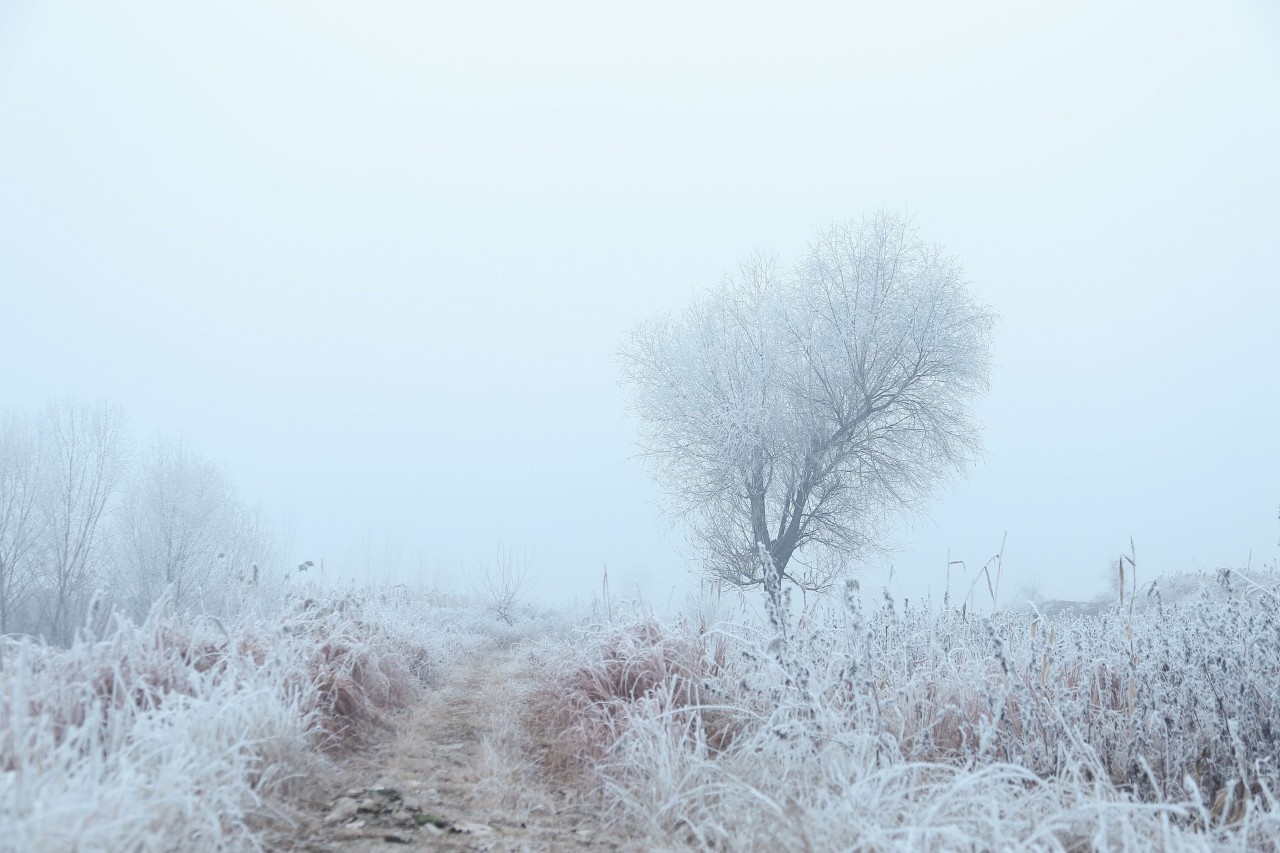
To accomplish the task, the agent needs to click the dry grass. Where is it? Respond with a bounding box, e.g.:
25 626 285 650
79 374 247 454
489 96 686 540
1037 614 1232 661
527 569 1280 850
0 587 450 851
528 610 739 777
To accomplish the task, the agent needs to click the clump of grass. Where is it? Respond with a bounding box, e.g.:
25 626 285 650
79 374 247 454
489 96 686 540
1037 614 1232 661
279 597 416 742
1 618 307 849
0 589 436 851
527 603 738 776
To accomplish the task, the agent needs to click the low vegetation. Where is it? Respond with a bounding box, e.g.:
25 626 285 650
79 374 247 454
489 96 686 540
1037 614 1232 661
529 567 1280 850
4 563 1276 850
0 583 559 851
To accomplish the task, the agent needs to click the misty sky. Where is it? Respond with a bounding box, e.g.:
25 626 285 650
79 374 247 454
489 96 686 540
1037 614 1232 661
2 1 1277 607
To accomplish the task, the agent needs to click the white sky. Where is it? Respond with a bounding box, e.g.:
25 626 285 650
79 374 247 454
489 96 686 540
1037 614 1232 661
2 0 1277 607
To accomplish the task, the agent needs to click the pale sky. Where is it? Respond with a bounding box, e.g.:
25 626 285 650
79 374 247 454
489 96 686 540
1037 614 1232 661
2 0 1277 607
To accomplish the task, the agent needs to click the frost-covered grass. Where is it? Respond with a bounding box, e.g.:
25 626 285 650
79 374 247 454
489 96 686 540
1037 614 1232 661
529 569 1280 850
10 566 1273 850
0 583 562 852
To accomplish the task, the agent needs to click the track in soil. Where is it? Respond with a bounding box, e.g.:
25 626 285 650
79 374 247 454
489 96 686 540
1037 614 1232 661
278 646 615 852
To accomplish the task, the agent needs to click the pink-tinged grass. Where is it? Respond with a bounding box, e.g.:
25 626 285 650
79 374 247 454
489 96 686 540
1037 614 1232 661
528 570 1280 850
0 589 449 851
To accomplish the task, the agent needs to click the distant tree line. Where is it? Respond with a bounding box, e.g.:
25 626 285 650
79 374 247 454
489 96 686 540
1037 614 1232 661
0 399 281 645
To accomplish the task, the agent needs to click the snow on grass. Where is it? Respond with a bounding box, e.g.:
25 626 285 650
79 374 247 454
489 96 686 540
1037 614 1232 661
529 569 1280 850
0 583 561 852
8 567 1273 850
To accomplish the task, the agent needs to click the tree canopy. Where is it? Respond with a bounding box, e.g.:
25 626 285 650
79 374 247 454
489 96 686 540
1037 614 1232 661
621 212 995 591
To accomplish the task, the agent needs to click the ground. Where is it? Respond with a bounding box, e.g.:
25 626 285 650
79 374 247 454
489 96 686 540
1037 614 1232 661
275 645 617 852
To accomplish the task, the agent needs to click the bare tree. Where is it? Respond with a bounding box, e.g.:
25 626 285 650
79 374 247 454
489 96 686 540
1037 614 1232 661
620 212 995 592
0 412 44 634
474 546 535 625
35 399 128 645
218 500 279 589
117 438 232 619
117 436 284 619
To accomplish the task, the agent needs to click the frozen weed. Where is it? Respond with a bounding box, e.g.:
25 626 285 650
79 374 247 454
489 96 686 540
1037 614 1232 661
531 568 1280 850
0 583 506 851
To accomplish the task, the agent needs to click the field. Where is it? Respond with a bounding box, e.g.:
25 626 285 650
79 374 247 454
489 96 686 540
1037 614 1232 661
2 568 1278 851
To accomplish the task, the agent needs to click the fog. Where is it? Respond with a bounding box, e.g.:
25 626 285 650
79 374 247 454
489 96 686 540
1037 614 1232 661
2 0 1277 607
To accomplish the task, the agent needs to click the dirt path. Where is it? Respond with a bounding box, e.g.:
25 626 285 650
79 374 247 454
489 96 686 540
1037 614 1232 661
278 645 616 852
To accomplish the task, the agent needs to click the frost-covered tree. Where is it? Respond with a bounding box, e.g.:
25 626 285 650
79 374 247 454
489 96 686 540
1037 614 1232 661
620 212 995 591
117 437 282 620
118 439 232 618
34 399 128 644
0 411 44 634
0 400 285 638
